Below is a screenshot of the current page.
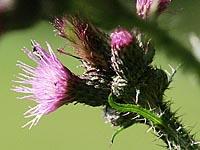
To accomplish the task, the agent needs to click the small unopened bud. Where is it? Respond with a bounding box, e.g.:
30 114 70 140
136 0 170 19
110 28 133 50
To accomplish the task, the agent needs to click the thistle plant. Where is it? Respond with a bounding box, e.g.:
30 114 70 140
12 1 200 149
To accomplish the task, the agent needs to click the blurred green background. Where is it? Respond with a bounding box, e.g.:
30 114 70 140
0 0 200 150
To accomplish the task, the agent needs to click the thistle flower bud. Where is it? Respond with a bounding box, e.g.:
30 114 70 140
110 29 154 82
110 28 133 50
53 16 111 71
136 0 170 19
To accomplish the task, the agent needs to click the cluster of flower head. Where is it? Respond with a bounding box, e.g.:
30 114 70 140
13 0 171 129
12 16 169 129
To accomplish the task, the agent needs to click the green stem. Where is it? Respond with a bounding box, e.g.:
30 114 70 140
108 94 199 149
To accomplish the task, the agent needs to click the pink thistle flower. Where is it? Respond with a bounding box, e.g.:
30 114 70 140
110 28 133 50
12 40 78 129
136 0 170 19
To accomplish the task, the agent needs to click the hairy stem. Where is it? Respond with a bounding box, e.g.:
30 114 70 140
108 94 199 149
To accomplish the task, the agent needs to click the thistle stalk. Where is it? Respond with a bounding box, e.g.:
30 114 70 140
108 94 200 149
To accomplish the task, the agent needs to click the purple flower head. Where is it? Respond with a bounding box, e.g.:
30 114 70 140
12 41 78 129
136 0 170 19
110 28 133 50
